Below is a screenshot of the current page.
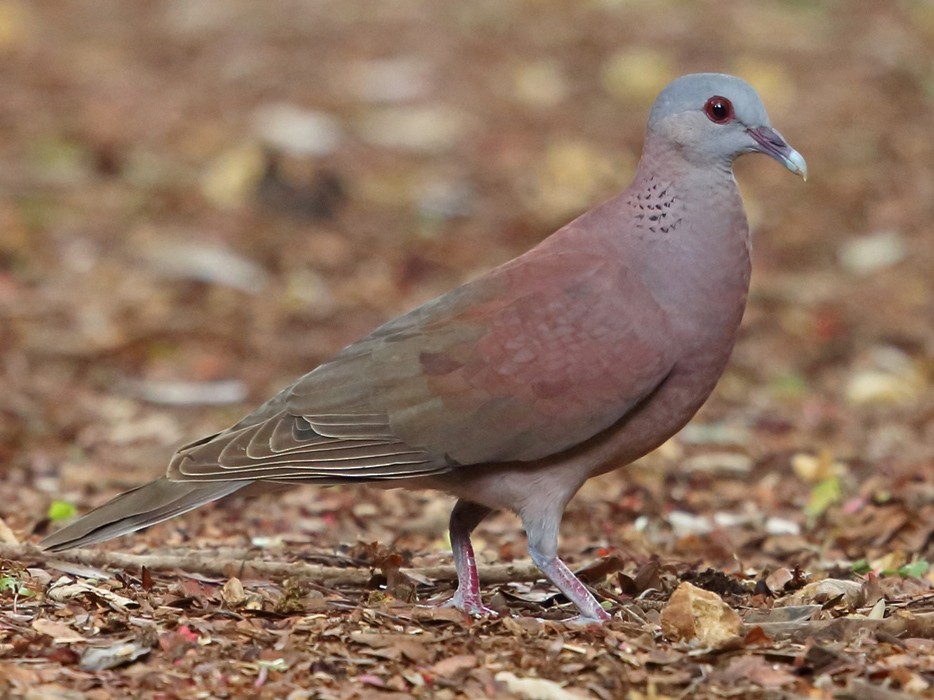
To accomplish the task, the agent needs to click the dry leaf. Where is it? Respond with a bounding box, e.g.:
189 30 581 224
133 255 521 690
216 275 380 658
0 516 18 544
495 671 586 700
765 568 794 593
80 640 151 672
47 577 138 611
782 579 865 609
429 654 476 678
31 618 86 644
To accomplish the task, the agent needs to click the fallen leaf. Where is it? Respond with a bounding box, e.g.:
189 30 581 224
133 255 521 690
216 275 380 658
429 654 476 678
0 516 18 544
80 640 151 672
47 577 138 611
31 618 86 644
782 579 865 609
765 568 794 593
357 674 385 688
713 655 795 689
574 554 627 583
350 632 431 663
494 671 586 700
409 606 470 623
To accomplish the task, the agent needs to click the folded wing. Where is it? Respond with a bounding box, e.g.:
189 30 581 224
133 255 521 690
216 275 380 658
169 244 677 484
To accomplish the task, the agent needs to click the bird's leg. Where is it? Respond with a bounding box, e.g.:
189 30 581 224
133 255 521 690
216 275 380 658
524 514 611 624
445 499 497 616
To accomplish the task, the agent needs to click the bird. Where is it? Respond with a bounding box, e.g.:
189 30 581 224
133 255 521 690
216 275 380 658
41 73 806 623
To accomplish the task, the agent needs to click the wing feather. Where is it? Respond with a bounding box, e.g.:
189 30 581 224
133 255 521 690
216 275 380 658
165 240 677 485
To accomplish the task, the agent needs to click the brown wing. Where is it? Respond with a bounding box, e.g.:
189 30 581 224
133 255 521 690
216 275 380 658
169 242 677 483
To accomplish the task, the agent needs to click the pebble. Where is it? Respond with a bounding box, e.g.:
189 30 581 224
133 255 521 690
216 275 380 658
668 510 714 536
357 106 467 153
344 57 432 103
123 378 248 406
681 451 753 474
253 103 343 156
838 230 907 276
415 178 474 220
140 239 270 293
845 345 925 405
764 516 801 536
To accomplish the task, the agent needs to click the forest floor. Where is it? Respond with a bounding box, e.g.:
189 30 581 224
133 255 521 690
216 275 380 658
0 2 932 698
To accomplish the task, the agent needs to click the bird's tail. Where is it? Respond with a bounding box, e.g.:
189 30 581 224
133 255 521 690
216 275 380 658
40 478 249 552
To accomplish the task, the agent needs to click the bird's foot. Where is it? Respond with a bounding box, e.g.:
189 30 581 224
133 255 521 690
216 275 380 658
535 604 612 626
417 591 499 618
526 546 613 624
561 609 612 625
442 591 500 618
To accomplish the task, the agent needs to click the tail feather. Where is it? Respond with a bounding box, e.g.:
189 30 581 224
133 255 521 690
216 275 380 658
40 478 249 552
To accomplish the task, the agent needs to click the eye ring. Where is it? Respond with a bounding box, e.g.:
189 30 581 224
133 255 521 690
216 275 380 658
704 96 734 124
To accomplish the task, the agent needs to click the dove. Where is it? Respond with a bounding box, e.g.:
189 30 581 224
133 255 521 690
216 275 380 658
42 73 806 623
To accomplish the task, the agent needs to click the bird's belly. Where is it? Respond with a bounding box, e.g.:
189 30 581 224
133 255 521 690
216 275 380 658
413 340 735 516
587 342 735 476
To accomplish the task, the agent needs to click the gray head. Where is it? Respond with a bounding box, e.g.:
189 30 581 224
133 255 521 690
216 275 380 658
646 73 806 179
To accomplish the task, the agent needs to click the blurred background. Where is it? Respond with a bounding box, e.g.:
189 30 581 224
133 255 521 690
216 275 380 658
0 1 931 565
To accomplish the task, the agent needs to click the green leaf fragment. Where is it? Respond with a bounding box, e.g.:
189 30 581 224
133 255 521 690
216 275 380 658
805 476 841 519
898 559 930 579
48 500 78 521
851 559 871 574
0 575 33 597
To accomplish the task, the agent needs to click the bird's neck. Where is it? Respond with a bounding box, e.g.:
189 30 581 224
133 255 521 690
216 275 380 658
630 138 749 250
636 133 735 185
615 154 753 344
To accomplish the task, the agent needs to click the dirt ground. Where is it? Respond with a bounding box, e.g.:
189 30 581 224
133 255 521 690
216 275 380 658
1 1 932 698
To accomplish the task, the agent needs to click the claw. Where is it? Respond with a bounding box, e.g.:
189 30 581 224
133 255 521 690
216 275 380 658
443 594 500 618
417 593 499 618
562 611 611 625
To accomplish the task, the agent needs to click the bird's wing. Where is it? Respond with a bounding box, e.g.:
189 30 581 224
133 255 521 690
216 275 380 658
169 242 677 483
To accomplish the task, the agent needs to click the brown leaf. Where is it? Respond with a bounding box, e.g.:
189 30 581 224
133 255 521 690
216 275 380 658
409 606 470 624
428 653 476 678
494 671 587 699
574 554 626 584
714 655 795 689
47 578 138 612
742 626 772 646
350 632 432 663
31 618 86 644
782 579 865 609
765 567 793 593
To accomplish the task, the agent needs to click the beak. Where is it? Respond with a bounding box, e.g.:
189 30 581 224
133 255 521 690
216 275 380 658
746 126 807 181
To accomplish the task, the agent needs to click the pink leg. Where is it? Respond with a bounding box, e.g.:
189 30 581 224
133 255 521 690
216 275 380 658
445 500 497 616
528 545 611 623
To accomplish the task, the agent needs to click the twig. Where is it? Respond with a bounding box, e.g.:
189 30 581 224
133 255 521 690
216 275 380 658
0 543 542 587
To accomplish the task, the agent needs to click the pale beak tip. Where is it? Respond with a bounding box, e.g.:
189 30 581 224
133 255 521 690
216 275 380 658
785 148 808 181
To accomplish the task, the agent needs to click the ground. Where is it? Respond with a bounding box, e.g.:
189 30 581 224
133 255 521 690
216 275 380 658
0 1 932 698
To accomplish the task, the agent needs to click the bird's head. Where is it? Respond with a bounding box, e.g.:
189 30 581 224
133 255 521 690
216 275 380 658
647 73 807 180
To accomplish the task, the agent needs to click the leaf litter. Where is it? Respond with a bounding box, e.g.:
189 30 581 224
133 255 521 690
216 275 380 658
1 1 933 698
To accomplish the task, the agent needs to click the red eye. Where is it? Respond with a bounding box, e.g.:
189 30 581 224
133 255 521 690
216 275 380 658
704 96 734 124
